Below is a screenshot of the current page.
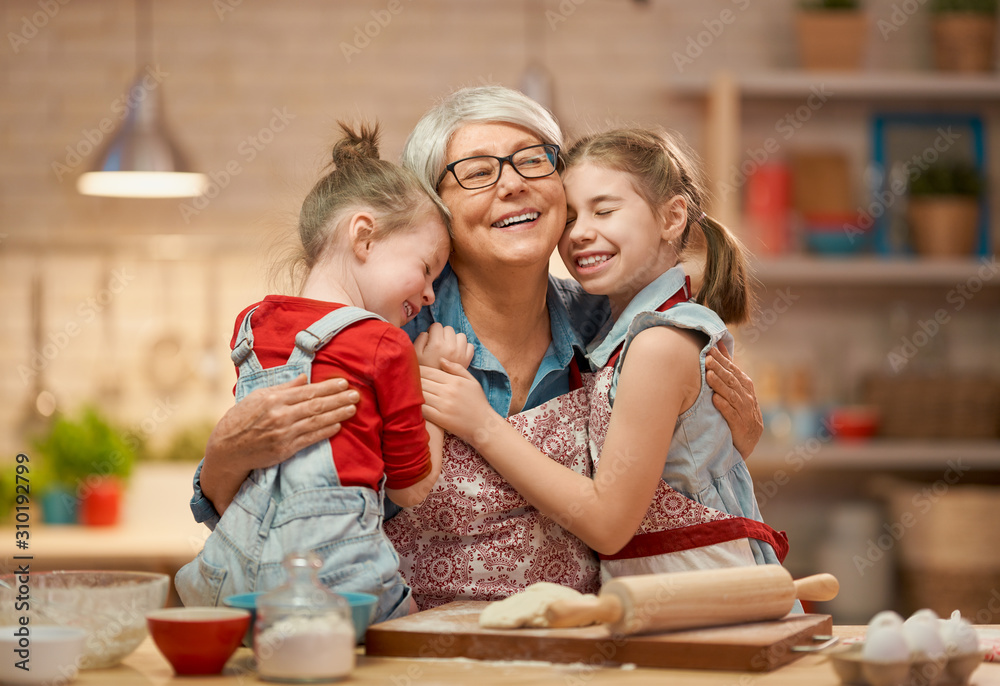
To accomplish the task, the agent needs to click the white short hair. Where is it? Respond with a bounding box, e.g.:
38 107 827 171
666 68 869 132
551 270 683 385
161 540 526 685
401 86 563 218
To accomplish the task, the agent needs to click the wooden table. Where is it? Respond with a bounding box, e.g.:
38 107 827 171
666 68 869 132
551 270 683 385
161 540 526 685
75 627 1000 685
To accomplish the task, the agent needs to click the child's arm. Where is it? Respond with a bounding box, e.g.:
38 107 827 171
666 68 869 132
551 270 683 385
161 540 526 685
384 426 442 507
421 326 703 555
384 324 474 507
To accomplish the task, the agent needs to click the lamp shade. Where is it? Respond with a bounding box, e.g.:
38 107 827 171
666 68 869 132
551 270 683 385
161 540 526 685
77 73 207 198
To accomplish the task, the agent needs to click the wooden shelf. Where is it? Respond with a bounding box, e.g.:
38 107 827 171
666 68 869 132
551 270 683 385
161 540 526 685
670 71 1000 101
748 439 1000 475
751 256 1000 286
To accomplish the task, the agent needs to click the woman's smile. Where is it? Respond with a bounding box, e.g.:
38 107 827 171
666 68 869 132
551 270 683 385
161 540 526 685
491 209 542 230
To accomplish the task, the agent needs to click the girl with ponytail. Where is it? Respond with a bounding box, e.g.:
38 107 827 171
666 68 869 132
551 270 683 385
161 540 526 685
420 127 789 580
176 122 472 621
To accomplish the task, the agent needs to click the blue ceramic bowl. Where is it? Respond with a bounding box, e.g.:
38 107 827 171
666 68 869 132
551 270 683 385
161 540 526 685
804 229 867 255
221 593 259 647
223 591 377 645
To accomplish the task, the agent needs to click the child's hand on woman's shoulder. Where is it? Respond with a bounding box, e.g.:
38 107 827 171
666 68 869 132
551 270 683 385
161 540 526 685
414 323 475 369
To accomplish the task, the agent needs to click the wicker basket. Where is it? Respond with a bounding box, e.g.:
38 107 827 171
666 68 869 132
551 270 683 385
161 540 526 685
886 483 1000 620
932 14 997 73
864 374 1000 439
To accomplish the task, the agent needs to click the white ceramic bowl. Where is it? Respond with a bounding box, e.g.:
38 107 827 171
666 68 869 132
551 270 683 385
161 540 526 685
0 571 169 669
0 625 87 684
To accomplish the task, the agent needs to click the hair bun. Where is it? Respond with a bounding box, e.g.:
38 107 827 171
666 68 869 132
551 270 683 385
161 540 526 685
331 121 381 168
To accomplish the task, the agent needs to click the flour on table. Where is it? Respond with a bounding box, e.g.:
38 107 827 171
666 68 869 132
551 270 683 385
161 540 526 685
478 582 589 629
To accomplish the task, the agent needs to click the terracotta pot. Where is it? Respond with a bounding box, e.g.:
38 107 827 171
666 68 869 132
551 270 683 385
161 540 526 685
932 14 997 73
78 476 123 526
907 197 979 257
795 11 868 71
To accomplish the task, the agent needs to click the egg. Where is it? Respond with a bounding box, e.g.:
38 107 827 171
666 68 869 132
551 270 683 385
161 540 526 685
901 613 945 660
862 624 910 663
867 610 904 633
905 608 940 624
940 610 979 656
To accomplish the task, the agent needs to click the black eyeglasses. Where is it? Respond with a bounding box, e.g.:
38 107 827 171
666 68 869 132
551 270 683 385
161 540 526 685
437 144 560 190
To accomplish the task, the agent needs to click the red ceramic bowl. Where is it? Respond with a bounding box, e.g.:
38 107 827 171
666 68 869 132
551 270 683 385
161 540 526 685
146 607 250 675
828 405 881 441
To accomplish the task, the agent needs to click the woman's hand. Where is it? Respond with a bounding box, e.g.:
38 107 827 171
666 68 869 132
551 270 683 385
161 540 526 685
201 374 360 512
420 360 498 446
414 323 475 369
706 342 763 460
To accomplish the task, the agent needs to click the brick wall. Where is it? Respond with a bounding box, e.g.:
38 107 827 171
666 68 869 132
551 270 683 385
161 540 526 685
1 0 995 458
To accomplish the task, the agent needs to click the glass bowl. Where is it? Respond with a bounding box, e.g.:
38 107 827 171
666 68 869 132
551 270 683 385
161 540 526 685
0 570 169 668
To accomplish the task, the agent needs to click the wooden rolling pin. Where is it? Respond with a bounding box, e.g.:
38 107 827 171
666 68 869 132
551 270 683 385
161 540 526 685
545 566 839 636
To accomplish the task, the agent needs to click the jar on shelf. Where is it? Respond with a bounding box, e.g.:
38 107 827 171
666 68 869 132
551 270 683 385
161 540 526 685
254 551 355 683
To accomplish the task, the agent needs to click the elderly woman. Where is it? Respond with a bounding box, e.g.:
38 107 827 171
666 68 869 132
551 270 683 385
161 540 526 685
191 86 762 609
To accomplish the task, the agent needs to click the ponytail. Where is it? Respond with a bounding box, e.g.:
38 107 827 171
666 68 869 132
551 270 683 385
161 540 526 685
696 214 753 325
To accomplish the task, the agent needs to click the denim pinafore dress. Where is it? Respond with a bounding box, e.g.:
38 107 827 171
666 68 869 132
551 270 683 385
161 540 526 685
174 306 412 623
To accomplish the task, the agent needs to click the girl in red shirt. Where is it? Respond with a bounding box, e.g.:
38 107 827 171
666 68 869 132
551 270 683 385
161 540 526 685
176 122 471 623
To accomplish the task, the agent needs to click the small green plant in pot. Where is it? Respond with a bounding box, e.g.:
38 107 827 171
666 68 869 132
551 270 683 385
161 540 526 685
907 161 983 257
796 0 867 71
33 406 136 526
930 0 998 72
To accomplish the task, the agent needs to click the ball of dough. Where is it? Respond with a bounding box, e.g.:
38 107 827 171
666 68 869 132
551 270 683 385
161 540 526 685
479 582 589 629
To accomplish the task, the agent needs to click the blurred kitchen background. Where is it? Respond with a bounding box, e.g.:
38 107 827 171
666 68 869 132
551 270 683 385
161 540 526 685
2 0 999 621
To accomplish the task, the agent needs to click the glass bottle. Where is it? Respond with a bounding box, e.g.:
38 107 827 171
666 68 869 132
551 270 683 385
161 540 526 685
254 551 355 683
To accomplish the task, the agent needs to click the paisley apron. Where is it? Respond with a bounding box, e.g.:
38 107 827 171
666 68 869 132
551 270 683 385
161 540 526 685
384 367 600 610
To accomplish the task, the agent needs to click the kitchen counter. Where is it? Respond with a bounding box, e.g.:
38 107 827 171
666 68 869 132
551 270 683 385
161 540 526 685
75 627 1000 685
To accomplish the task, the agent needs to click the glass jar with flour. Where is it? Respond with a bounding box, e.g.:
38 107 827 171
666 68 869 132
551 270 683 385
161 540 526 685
254 551 355 682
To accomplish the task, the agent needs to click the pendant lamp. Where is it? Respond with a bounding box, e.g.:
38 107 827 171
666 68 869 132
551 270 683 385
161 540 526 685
77 0 207 198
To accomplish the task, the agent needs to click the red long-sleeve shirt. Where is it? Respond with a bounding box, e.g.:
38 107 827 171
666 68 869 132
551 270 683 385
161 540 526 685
231 295 431 491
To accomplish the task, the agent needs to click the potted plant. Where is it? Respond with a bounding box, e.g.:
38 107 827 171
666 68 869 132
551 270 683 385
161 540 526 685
907 161 983 257
33 406 136 526
796 0 868 71
930 0 998 72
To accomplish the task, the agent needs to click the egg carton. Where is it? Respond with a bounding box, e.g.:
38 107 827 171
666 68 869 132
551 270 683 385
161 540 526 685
830 644 987 686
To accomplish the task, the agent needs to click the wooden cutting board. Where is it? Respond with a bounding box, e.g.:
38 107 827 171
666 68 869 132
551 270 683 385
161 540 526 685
365 601 832 672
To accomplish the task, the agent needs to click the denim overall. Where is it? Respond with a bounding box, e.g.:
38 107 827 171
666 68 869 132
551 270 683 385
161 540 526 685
175 306 412 623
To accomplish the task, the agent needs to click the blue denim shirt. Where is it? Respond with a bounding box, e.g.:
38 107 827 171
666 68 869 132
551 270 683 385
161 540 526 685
403 264 610 416
190 264 611 527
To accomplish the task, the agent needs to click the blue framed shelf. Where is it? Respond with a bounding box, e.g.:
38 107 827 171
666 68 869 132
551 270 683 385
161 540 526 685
871 113 990 257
